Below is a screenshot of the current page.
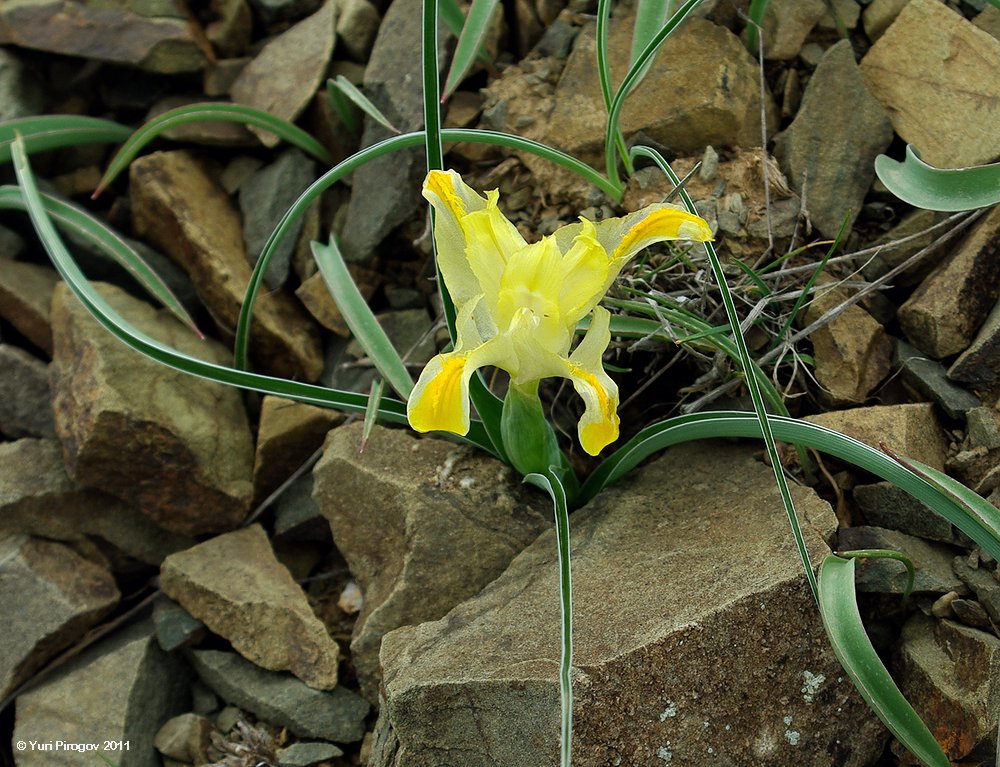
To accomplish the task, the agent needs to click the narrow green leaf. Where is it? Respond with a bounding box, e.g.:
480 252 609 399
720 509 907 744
524 470 573 767
875 145 1000 212
327 76 400 134
0 116 131 164
730 256 772 297
362 378 385 452
837 549 916 601
326 79 360 134
311 238 414 399
818 556 950 767
95 103 333 195
630 0 672 76
438 0 466 37
744 0 771 52
442 0 499 99
0 186 202 338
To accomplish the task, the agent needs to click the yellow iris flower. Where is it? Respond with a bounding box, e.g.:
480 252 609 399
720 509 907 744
407 169 713 456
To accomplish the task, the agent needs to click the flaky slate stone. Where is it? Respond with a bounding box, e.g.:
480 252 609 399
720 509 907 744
0 535 119 700
949 292 1000 385
0 0 209 74
774 41 892 238
50 282 254 537
188 649 369 742
313 423 551 702
899 205 1000 359
14 619 191 767
860 0 1000 168
898 616 1000 764
130 150 323 381
854 481 957 543
0 345 55 439
0 439 191 565
372 442 886 767
160 525 340 689
894 340 980 420
0 257 57 355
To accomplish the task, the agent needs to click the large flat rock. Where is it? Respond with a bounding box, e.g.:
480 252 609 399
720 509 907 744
372 441 886 767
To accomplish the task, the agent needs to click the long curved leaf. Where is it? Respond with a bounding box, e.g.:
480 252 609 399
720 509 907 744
95 103 333 195
0 116 131 164
327 77 399 134
579 411 1000 563
818 556 949 767
0 186 201 337
875 145 1000 212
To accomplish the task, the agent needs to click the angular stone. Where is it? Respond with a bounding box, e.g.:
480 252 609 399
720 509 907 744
152 598 206 653
952 556 1000 624
130 150 323 380
853 481 957 543
50 282 254 537
273 473 330 545
860 0 1000 168
894 340 981 420
949 292 1000 385
314 423 551 702
335 0 380 61
0 0 209 74
295 264 380 336
253 396 342 506
231 0 336 148
546 15 775 165
898 616 1000 763
863 0 909 41
951 599 993 630
774 40 892 238
0 257 58 356
14 620 192 767
0 438 192 565
898 205 1000 359
160 525 339 689
802 277 891 404
0 535 119 700
277 741 344 766
0 345 55 439
805 403 948 471
373 442 885 767
837 527 967 596
205 0 252 58
758 0 825 60
188 649 369 742
239 149 316 289
154 712 215 764
975 4 1000 40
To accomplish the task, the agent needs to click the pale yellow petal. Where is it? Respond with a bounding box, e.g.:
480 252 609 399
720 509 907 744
566 307 620 455
460 190 526 312
556 218 612 324
604 204 714 262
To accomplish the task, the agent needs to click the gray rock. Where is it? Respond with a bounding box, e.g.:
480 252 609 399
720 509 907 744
0 0 208 73
860 0 1000 168
274 473 330 543
0 345 55 439
231 0 336 148
757 0 826 59
314 423 550 702
894 340 981 420
837 526 968 596
898 616 1000 764
853 481 957 543
951 598 993 629
0 438 192 565
50 282 255 537
0 535 119 700
949 291 1000 385
14 619 192 767
205 0 252 58
277 741 344 766
774 40 893 238
338 0 438 263
0 257 57 356
240 149 317 290
248 0 323 25
953 556 1000 624
899 205 1000 359
966 406 1000 449
372 442 886 767
0 48 44 120
187 650 369 742
152 598 206 653
160 525 340 690
334 0 380 61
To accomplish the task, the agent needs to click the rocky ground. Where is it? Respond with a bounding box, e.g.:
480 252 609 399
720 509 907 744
1 0 1000 765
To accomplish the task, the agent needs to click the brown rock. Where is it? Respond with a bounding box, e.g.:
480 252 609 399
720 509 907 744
295 264 380 337
804 278 892 404
230 0 337 147
805 402 947 471
154 713 216 764
50 282 254 537
757 0 826 59
975 5 1000 41
0 438 192 565
129 150 323 380
862 0 909 41
0 0 210 73
160 524 340 690
313 423 550 701
897 615 1000 764
860 0 1000 168
0 256 57 356
898 205 1000 359
206 0 252 58
0 344 55 439
252 395 342 504
372 442 885 767
0 535 119 700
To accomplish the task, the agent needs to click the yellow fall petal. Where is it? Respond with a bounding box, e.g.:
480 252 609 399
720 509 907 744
566 307 620 455
407 353 472 435
610 205 714 262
